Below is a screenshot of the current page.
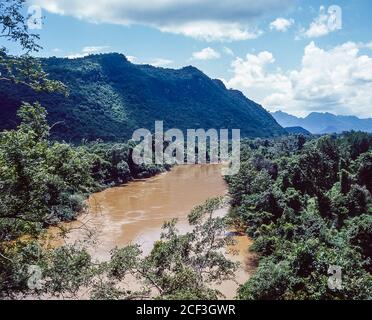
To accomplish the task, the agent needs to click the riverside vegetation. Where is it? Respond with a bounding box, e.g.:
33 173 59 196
1 102 371 299
0 1 236 299
226 133 372 299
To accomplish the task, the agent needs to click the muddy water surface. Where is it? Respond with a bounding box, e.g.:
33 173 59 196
51 165 254 298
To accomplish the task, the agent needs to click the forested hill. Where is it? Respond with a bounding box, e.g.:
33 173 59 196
0 53 284 142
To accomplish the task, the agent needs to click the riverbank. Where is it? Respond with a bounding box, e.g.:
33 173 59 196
45 164 256 299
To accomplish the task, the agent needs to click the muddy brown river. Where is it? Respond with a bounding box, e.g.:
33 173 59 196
49 164 254 299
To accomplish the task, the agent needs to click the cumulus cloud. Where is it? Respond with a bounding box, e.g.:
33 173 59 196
270 18 294 32
363 42 372 50
160 22 262 42
227 51 291 110
226 42 372 117
28 0 293 41
126 55 137 63
192 47 221 60
149 58 173 67
301 6 342 38
223 47 235 56
82 46 110 54
66 45 110 59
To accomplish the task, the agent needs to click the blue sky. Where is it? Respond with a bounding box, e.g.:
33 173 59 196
3 0 372 117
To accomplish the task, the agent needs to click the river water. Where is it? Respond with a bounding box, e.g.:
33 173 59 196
49 165 254 299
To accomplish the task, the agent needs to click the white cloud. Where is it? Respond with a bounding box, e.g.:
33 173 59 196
28 0 293 41
66 53 85 59
66 46 110 59
126 55 137 63
192 47 221 60
227 51 291 110
226 42 372 118
270 18 294 32
223 47 235 56
160 22 263 42
82 46 110 54
363 42 372 50
301 6 341 38
149 58 173 67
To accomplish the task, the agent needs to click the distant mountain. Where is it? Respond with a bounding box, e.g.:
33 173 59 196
0 53 285 142
285 126 311 135
272 111 372 134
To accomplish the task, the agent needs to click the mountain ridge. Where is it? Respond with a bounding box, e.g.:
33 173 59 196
272 110 372 134
0 53 285 142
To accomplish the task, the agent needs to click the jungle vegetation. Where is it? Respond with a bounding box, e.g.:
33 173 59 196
225 133 372 299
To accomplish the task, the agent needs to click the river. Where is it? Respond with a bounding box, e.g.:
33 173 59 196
48 164 255 299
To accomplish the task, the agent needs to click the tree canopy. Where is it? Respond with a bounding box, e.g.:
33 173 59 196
226 133 372 300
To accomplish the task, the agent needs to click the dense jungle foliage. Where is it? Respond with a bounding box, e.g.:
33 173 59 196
2 104 370 300
0 103 232 299
226 133 372 299
1 1 234 300
0 102 169 242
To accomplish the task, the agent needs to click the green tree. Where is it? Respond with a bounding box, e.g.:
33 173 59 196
93 198 238 300
0 0 65 92
356 152 372 193
227 134 372 300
